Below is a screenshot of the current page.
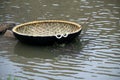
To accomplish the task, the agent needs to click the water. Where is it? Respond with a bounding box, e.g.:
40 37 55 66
0 0 120 80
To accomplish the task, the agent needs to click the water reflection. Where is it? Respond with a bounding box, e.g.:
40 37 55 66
14 38 84 59
9 39 87 80
14 42 58 59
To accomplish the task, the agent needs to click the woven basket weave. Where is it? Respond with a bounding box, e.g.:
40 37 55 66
12 20 82 45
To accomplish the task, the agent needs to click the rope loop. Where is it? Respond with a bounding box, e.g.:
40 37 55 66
56 35 62 39
63 33 68 37
55 33 68 39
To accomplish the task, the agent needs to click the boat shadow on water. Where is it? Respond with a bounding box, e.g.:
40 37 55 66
14 37 89 59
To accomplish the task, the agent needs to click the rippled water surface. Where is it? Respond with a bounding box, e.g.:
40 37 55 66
0 0 120 80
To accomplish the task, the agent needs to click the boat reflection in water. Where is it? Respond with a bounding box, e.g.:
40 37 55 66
14 42 58 59
14 38 84 59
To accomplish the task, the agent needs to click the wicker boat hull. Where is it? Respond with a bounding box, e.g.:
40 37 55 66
12 20 82 45
13 30 81 45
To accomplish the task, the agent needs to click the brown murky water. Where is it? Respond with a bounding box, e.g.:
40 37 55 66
0 0 120 80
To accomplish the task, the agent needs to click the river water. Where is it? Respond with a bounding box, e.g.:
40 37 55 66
0 0 120 80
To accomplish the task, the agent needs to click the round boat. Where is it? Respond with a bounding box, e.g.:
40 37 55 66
12 20 82 45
